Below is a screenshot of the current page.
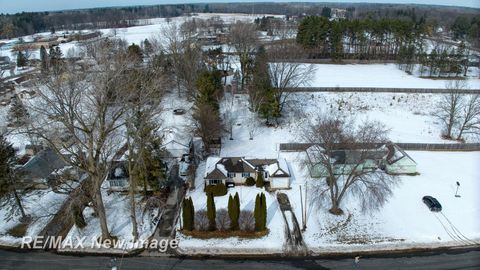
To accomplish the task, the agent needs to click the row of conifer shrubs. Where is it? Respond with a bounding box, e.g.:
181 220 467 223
182 192 268 237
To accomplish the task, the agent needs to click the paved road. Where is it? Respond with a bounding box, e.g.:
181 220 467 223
1 249 479 270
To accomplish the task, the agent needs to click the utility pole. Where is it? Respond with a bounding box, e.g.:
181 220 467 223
304 183 307 230
300 185 304 230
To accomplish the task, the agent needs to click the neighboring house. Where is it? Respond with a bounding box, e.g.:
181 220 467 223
106 161 129 191
161 139 191 159
17 148 69 189
204 157 291 190
306 143 416 178
0 56 11 70
383 143 417 175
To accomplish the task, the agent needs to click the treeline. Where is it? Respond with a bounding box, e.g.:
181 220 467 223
0 5 192 39
296 16 427 61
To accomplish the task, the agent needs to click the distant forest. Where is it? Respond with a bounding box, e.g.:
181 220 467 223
0 2 478 42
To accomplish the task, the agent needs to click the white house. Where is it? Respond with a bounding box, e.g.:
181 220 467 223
204 157 291 190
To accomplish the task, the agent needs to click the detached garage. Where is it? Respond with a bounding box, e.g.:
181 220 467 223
265 158 291 189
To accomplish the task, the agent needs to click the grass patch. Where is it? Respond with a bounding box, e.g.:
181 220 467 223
7 222 30 238
181 229 269 239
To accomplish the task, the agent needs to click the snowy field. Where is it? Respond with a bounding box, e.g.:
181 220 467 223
307 64 480 89
176 163 285 255
0 189 68 247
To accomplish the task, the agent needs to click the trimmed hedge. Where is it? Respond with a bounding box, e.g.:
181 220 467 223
245 177 255 186
205 183 227 196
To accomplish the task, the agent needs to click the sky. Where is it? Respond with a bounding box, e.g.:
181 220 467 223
0 0 478 14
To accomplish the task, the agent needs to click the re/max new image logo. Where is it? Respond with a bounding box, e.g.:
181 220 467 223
21 236 179 252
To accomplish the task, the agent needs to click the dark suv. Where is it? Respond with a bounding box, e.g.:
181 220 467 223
422 196 442 212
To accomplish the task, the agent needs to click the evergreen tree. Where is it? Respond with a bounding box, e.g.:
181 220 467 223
256 171 265 188
207 192 216 231
8 101 28 127
40 45 48 72
228 193 240 230
182 197 194 231
254 193 267 231
16 51 26 68
195 70 222 111
143 39 153 57
127 43 143 63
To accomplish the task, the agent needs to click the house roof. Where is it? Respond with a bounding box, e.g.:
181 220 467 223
386 143 416 165
264 158 290 177
204 157 290 179
19 148 68 180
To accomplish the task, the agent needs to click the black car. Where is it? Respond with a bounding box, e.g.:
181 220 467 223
422 196 442 212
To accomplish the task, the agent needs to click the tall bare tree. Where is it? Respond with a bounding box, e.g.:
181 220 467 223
434 81 466 139
302 114 397 215
456 95 480 141
228 21 258 91
267 41 315 114
28 53 133 241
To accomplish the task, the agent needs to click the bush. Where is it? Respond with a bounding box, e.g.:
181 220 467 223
216 209 230 231
204 183 227 196
239 210 255 232
256 172 265 188
7 222 29 237
245 177 255 186
195 210 209 231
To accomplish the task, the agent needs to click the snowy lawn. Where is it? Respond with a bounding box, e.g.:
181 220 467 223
176 162 285 255
0 188 68 247
307 64 480 89
282 151 480 253
62 185 160 252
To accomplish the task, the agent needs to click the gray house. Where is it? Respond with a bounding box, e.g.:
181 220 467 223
18 148 69 188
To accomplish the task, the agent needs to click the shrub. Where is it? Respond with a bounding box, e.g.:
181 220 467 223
204 183 227 196
245 177 255 186
256 172 265 188
182 197 195 231
254 193 267 231
228 193 240 230
216 209 230 231
7 222 29 237
207 192 216 231
239 210 255 231
195 210 209 231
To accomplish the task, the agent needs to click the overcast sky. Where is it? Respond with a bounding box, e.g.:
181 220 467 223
0 0 478 14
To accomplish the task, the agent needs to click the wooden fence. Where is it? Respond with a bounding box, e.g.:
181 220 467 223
285 87 480 94
279 143 480 152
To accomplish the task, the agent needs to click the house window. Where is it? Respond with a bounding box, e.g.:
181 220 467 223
242 172 250 177
264 172 269 179
228 172 235 178
110 179 127 187
209 179 222 185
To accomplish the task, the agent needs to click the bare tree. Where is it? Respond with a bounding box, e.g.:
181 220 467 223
434 81 466 139
160 22 203 98
228 21 258 91
222 92 237 140
195 210 209 231
247 113 260 140
456 95 480 141
302 114 397 215
267 41 315 114
27 54 134 241
238 210 255 231
124 67 165 241
216 209 230 231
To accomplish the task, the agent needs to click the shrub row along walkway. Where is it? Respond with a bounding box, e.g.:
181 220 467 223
277 193 307 256
285 87 480 94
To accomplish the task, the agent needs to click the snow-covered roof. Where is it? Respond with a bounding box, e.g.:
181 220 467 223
265 158 290 177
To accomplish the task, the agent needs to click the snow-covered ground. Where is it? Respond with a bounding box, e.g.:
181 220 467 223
282 151 480 253
307 64 480 89
176 161 285 255
0 189 68 247
61 183 160 252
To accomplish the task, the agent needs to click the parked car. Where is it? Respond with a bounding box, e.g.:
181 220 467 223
422 196 442 212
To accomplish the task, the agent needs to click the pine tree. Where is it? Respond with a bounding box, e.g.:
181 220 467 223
182 197 194 231
40 45 48 72
228 193 240 230
254 193 267 231
256 171 265 188
16 51 26 68
207 192 216 231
